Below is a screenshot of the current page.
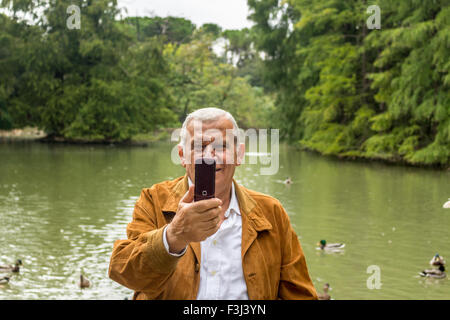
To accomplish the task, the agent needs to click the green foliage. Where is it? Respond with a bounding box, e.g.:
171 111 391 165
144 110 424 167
2 0 448 167
121 16 196 43
198 23 222 38
0 1 179 140
363 0 450 165
249 0 449 166
0 2 273 141
164 36 273 128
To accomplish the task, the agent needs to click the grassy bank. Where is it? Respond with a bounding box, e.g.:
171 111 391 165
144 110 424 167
0 127 46 141
2 127 448 170
0 127 173 146
296 142 450 170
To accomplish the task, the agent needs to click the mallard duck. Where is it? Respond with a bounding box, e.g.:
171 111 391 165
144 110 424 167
419 265 446 279
0 259 22 273
429 254 445 266
318 283 331 300
0 276 10 285
443 199 450 209
317 240 345 251
284 177 292 185
80 274 91 289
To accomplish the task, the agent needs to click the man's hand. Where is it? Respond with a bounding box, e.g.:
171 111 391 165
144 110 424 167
166 185 223 253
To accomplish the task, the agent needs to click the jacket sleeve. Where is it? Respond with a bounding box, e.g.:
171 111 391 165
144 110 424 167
277 204 318 300
108 188 180 296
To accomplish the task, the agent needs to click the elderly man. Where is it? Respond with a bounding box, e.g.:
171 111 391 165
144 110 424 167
109 107 317 300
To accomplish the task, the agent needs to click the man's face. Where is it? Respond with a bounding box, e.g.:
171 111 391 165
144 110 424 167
179 117 244 197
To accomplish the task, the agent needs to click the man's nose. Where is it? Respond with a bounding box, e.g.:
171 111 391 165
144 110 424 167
203 144 215 158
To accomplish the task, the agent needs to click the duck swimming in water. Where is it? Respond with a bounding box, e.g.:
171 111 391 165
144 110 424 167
0 259 22 273
0 276 10 285
318 283 331 300
429 254 445 266
317 240 345 251
80 274 91 289
443 198 450 208
419 265 446 279
284 177 292 185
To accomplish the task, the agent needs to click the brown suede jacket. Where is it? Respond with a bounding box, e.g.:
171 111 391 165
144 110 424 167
109 175 318 300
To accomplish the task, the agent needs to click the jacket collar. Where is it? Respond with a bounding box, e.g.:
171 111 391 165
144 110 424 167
161 175 272 266
161 175 272 232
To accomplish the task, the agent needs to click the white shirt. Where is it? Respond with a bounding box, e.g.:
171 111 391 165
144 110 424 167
163 179 249 300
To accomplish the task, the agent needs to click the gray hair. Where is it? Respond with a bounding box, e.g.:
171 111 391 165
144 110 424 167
180 107 241 152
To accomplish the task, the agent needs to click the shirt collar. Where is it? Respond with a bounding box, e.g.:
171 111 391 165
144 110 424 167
187 177 241 217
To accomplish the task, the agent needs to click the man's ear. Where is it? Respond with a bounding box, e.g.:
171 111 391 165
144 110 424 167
236 143 245 166
178 145 187 168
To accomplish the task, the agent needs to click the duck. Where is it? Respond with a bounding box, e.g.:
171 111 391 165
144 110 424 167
0 259 22 273
284 177 292 185
0 276 10 285
317 240 345 251
318 283 331 300
429 254 445 266
443 199 450 209
80 274 91 289
419 265 446 279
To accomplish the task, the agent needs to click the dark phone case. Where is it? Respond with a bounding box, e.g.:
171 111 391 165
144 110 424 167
194 158 216 202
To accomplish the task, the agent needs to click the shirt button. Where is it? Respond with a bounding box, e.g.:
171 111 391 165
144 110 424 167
211 271 217 276
213 240 217 245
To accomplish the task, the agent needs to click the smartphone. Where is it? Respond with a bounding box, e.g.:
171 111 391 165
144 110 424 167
194 157 216 202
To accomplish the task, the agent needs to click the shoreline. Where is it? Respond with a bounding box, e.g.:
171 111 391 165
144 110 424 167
0 127 173 147
0 127 46 141
1 128 448 170
295 144 450 171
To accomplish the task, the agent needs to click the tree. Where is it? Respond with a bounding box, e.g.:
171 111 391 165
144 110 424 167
364 0 449 165
122 16 196 44
248 0 311 140
1 1 179 141
198 23 222 38
248 0 449 166
164 36 273 128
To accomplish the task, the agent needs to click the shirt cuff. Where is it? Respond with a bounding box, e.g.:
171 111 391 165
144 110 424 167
163 225 187 257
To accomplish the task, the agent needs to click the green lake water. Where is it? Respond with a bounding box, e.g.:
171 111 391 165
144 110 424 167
0 141 449 299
